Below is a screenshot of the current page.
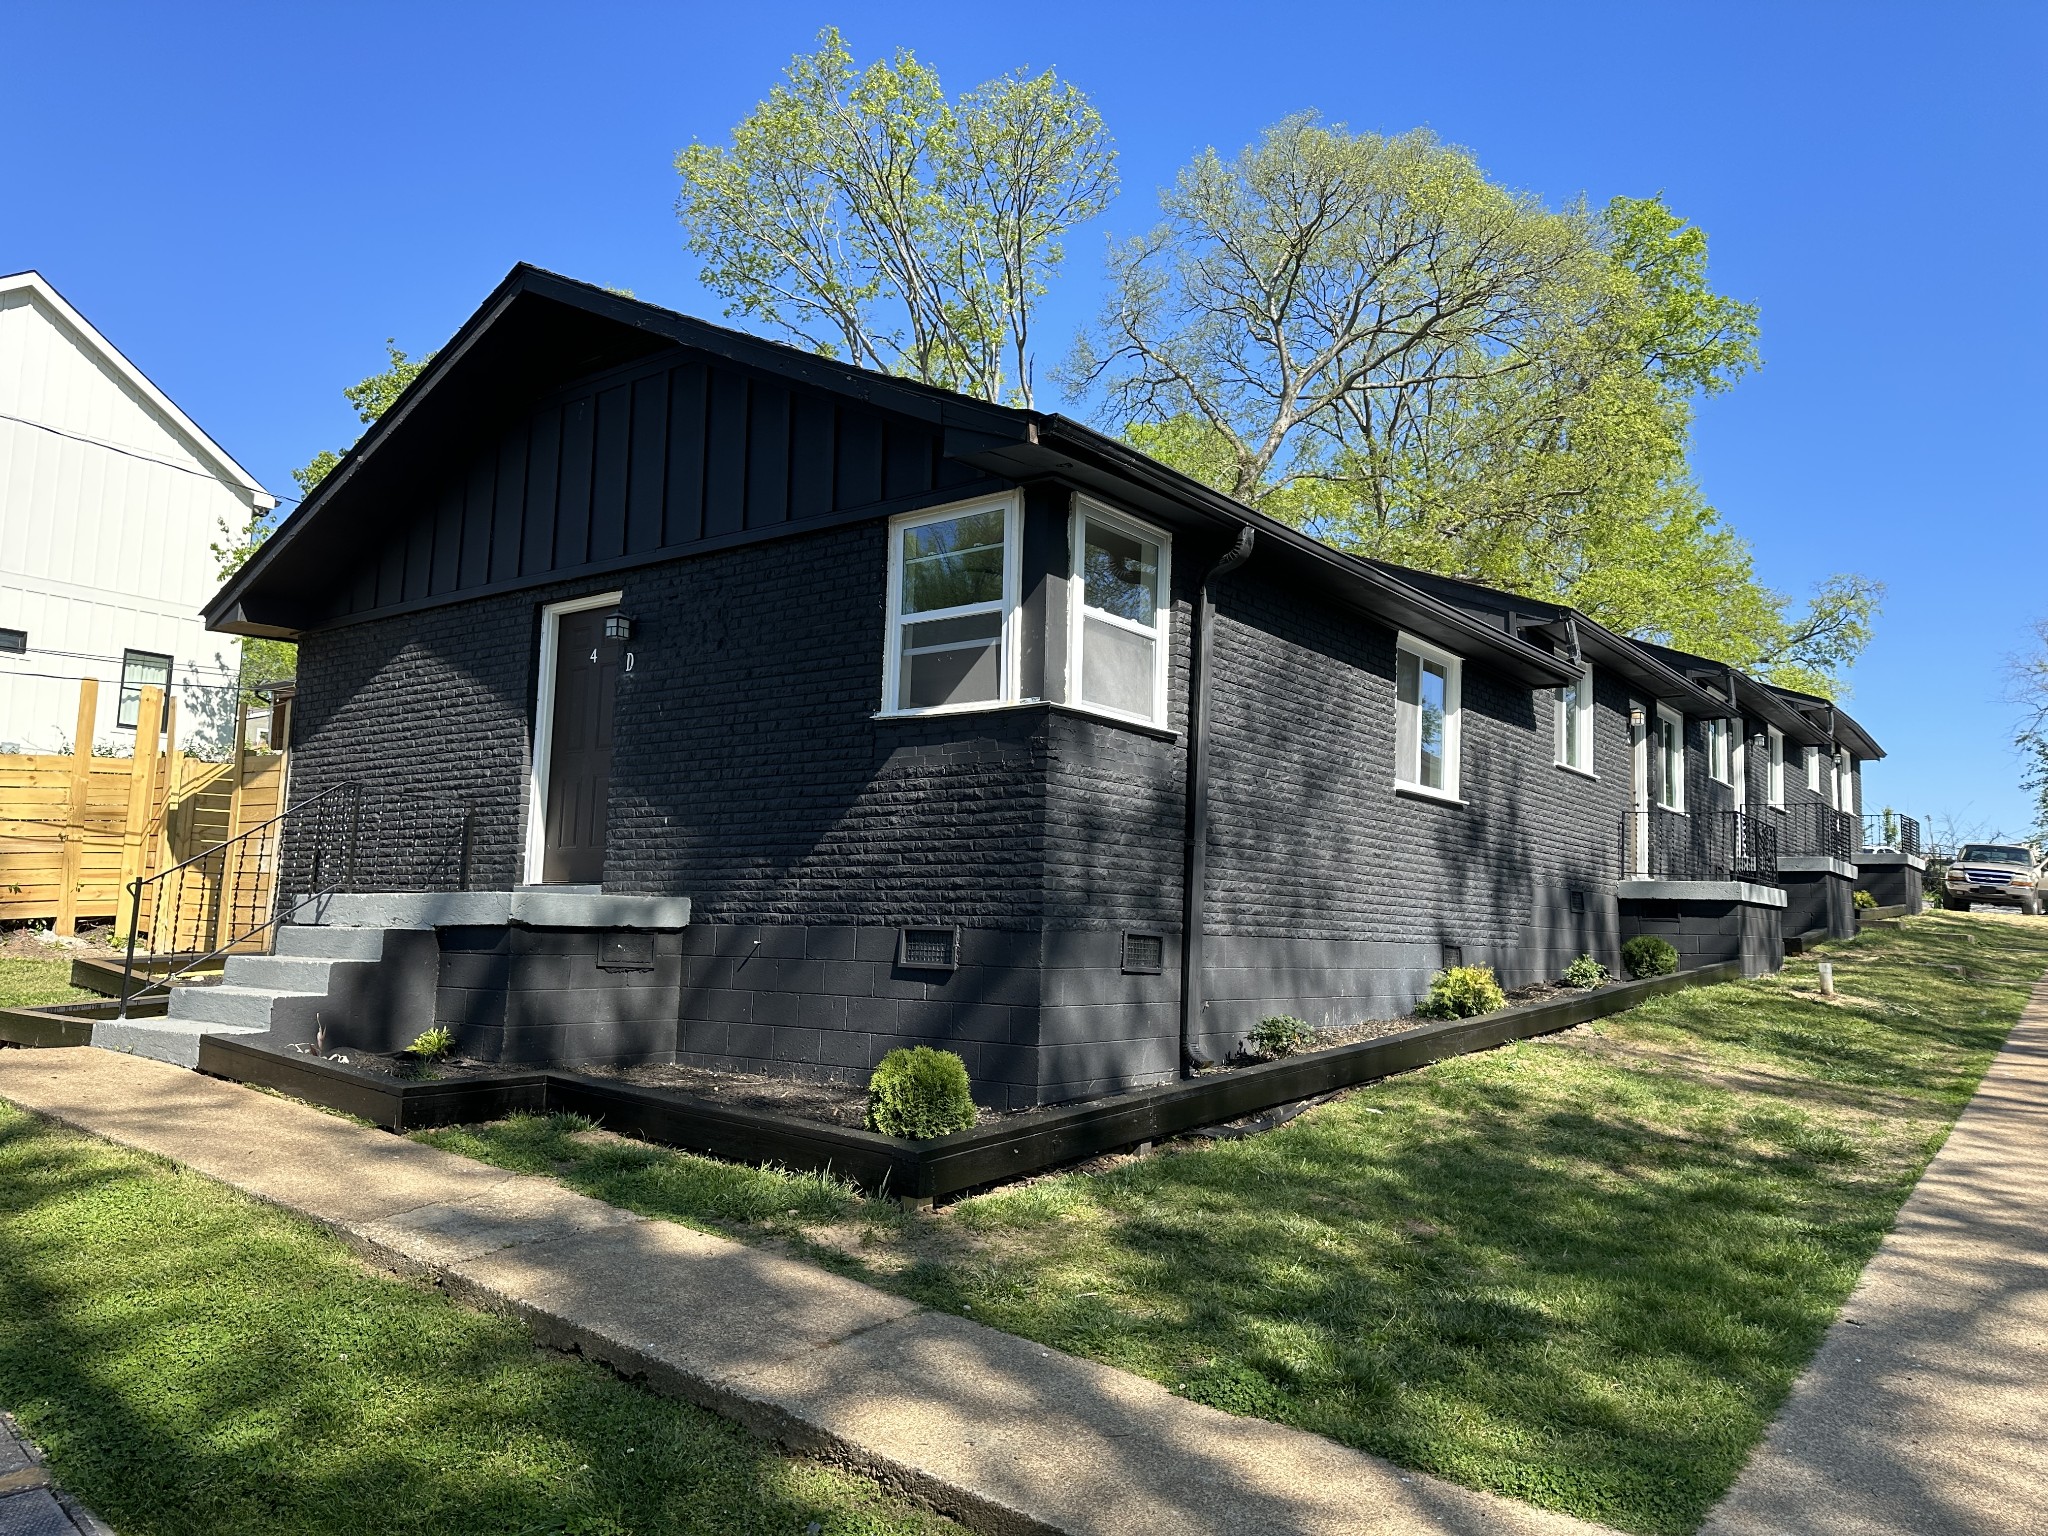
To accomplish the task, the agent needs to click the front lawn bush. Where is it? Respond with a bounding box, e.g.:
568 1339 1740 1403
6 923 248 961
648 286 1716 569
1854 889 1878 911
1563 954 1609 989
1622 935 1679 978
1415 965 1506 1020
1248 1015 1315 1058
866 1047 977 1139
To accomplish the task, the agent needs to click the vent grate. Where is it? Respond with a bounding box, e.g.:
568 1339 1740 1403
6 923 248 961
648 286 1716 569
1121 932 1164 975
898 926 959 971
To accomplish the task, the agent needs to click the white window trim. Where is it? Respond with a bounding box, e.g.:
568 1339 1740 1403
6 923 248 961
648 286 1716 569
1836 752 1855 813
1656 703 1687 813
1805 744 1823 794
1554 663 1597 779
1706 717 1734 786
1766 725 1786 808
525 589 624 884
1394 630 1463 801
877 492 1024 720
1067 496 1173 729
1732 727 1749 813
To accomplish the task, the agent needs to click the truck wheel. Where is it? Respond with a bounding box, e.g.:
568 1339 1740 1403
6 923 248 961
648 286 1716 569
1944 891 1971 910
2024 894 2043 918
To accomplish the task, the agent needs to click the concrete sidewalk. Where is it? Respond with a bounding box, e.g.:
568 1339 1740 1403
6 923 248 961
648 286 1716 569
1701 978 2048 1536
0 1047 1611 1536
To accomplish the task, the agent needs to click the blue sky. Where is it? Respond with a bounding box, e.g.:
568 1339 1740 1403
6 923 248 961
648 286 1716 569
7 2 2042 834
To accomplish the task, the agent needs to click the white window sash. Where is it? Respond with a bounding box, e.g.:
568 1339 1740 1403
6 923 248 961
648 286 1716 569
1656 704 1686 812
1767 726 1786 807
881 493 1023 717
1067 497 1172 727
1394 631 1462 799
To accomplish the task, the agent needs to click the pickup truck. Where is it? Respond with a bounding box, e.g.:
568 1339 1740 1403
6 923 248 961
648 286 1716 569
1940 842 2045 916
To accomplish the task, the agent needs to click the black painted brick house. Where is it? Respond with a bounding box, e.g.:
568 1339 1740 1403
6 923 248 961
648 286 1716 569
208 266 1892 1107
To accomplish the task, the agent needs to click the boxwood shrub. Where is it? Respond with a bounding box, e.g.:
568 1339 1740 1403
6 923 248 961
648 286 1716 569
866 1046 977 1139
1622 935 1680 978
1415 965 1507 1020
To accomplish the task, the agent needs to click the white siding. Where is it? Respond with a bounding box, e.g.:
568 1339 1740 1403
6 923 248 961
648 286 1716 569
0 284 256 753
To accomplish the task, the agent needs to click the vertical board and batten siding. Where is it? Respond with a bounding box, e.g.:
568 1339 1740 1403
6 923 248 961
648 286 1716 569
325 353 988 624
0 285 247 753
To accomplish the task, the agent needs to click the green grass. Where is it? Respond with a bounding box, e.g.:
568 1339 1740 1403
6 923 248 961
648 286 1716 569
416 913 2048 1535
0 954 94 1009
0 1104 957 1536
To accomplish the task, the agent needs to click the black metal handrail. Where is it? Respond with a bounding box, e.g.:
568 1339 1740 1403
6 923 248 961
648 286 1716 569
1620 807 1779 886
117 782 362 1016
1778 802 1855 862
1860 810 1921 857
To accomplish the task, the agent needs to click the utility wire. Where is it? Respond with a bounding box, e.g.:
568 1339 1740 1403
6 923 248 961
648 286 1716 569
0 409 301 505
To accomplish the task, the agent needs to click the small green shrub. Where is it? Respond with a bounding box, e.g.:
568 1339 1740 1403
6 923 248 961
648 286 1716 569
1248 1015 1315 1058
1563 954 1609 989
1853 888 1878 911
1622 935 1679 978
1415 965 1507 1020
866 1046 977 1139
407 1026 457 1060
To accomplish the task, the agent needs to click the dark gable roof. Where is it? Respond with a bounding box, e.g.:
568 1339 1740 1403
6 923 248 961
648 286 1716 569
208 264 1578 687
1364 563 1729 717
1636 639 1882 758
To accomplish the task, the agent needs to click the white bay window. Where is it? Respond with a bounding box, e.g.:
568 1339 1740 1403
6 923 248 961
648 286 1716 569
1069 500 1170 726
883 497 1020 715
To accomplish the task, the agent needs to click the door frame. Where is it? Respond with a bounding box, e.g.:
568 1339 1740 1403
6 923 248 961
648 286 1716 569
524 590 623 885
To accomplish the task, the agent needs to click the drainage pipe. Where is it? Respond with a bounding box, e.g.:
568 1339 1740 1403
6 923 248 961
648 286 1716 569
1179 525 1255 1075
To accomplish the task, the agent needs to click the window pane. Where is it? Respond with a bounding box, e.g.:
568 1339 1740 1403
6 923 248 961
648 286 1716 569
1082 519 1159 625
901 509 1007 614
901 611 1002 709
117 650 172 729
1418 658 1447 789
1396 649 1421 782
1080 616 1155 717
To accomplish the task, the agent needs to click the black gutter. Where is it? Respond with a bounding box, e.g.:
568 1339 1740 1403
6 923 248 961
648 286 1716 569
1180 525 1255 1074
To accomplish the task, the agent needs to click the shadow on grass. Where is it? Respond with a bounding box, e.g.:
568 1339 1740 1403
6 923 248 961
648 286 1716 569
0 1106 948 1536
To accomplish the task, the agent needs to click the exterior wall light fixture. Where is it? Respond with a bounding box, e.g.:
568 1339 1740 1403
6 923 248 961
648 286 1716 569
603 615 634 641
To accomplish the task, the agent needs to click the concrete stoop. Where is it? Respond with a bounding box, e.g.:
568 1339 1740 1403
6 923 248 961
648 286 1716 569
89 922 390 1068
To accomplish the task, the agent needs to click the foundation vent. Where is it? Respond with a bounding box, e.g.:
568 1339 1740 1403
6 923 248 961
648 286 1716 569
1121 932 1165 975
898 927 960 972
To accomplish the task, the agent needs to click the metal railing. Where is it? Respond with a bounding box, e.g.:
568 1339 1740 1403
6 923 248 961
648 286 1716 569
117 782 362 1016
1621 808 1780 886
1860 810 1921 856
1779 802 1856 862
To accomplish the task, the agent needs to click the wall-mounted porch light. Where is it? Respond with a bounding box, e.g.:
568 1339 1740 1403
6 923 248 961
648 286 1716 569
603 614 634 641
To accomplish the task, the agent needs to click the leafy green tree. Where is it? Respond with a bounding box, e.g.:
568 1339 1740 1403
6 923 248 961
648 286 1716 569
674 27 1116 405
1073 117 1878 695
213 341 434 707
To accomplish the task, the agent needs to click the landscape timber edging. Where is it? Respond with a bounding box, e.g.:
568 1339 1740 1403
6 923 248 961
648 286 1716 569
1 995 170 1050
196 959 1744 1197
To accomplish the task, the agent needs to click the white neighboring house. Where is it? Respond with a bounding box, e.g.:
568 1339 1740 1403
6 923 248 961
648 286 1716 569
0 270 274 755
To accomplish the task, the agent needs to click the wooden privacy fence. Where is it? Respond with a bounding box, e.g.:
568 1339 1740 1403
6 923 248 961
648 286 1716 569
0 679 287 941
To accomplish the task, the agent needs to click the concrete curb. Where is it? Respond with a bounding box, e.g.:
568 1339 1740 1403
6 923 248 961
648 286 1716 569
0 1047 1617 1536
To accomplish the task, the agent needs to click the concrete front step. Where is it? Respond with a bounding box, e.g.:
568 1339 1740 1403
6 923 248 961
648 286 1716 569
168 983 323 1030
222 954 343 992
275 924 387 960
90 1016 267 1069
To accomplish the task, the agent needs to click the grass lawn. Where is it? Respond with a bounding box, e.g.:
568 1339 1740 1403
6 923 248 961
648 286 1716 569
418 913 2048 1534
0 953 95 1009
0 1104 958 1536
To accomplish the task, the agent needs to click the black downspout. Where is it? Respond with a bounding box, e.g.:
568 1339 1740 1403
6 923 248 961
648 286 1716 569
1180 526 1255 1076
